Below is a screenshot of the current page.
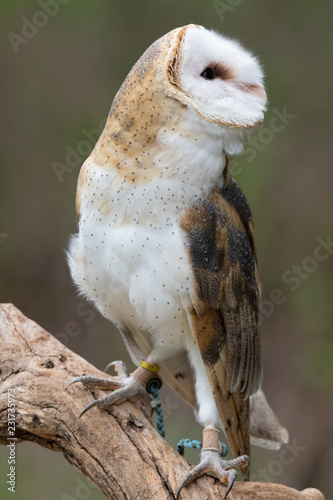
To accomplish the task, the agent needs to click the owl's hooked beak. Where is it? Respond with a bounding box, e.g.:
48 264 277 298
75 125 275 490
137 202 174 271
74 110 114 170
239 83 267 104
249 84 267 103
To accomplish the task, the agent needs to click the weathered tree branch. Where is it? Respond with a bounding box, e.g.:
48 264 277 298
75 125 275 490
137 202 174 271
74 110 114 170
0 304 324 499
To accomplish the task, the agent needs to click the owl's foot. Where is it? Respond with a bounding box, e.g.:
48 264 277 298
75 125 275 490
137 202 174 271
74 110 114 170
177 427 249 499
66 360 160 419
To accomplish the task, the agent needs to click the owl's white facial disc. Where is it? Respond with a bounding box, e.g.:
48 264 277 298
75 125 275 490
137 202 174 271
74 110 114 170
176 25 266 130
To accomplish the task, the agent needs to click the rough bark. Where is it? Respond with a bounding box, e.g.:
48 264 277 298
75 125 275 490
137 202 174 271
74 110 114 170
0 304 325 500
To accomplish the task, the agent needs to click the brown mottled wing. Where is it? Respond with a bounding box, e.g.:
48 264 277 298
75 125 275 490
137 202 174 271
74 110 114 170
181 179 262 470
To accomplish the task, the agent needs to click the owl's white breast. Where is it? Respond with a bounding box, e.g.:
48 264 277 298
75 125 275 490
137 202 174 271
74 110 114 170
68 108 228 353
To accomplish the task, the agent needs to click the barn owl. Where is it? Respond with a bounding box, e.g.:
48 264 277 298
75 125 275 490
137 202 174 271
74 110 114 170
67 24 288 497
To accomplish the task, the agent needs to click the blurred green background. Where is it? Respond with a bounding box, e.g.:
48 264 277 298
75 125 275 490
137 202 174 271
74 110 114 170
1 1 332 498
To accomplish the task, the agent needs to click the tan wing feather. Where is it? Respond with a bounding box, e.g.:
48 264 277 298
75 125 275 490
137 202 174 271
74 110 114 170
180 176 262 469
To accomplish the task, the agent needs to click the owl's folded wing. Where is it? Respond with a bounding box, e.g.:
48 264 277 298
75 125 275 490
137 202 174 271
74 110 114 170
180 179 262 463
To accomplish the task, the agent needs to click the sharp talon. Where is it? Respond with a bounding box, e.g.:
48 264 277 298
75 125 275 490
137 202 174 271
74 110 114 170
225 471 237 498
242 465 250 481
176 479 188 500
79 399 100 418
104 360 127 379
176 449 243 498
175 465 204 499
65 376 85 390
68 362 151 421
104 360 121 373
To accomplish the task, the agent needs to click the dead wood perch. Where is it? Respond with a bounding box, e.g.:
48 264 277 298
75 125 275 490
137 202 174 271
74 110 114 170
0 304 325 500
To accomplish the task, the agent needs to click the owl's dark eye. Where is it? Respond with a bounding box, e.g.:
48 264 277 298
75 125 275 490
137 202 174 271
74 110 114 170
200 67 215 80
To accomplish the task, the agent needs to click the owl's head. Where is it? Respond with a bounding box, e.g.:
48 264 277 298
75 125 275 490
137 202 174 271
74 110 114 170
165 24 266 129
103 25 266 165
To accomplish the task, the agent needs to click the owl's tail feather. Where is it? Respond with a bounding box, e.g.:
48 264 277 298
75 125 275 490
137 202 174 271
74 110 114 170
206 360 250 479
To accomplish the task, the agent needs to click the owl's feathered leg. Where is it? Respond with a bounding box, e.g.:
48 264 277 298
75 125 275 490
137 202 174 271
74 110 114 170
66 360 159 419
177 427 249 499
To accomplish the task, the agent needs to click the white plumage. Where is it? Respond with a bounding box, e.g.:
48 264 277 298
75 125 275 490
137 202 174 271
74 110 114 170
67 24 287 497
